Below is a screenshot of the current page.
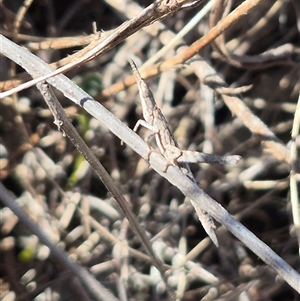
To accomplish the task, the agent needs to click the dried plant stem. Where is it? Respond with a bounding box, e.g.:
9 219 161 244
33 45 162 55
36 82 169 280
102 0 267 93
101 0 290 163
103 0 213 69
13 0 34 35
0 182 118 301
0 0 263 96
2 0 289 164
290 93 300 254
0 0 205 96
0 35 299 293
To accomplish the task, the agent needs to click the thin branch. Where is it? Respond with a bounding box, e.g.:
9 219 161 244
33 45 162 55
290 92 300 254
0 0 205 96
102 1 290 164
35 81 170 284
0 34 299 293
0 182 119 301
100 0 291 162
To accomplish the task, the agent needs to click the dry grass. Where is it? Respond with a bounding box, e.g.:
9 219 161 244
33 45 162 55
0 0 300 300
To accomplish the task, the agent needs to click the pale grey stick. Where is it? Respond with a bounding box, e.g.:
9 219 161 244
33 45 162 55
35 81 170 287
0 182 119 301
1 35 299 292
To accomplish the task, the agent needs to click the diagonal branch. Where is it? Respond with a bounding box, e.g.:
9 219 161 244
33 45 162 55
35 81 170 284
0 0 205 96
0 34 299 293
0 182 119 301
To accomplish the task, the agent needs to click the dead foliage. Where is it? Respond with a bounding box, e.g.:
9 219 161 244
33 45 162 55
0 0 299 300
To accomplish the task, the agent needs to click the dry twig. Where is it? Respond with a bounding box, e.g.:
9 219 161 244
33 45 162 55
1 31 299 293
